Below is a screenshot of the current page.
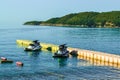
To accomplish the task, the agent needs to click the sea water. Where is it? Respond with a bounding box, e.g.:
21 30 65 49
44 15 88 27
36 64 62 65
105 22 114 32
0 25 120 80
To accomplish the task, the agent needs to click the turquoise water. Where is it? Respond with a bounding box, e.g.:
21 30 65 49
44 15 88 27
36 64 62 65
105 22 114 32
0 25 120 80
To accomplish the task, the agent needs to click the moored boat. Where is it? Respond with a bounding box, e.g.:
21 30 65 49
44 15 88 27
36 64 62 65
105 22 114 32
24 40 42 51
53 44 69 58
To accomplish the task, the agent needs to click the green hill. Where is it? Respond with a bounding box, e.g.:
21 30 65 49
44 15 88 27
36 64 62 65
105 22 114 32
24 11 120 28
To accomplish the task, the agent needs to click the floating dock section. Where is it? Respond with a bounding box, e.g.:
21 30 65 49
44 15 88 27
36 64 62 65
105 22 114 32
16 40 120 68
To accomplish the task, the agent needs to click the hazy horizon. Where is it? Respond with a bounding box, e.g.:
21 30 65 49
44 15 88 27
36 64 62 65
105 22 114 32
0 0 119 25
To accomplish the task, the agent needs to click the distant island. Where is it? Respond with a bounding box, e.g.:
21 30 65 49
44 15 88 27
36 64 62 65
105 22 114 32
24 11 120 28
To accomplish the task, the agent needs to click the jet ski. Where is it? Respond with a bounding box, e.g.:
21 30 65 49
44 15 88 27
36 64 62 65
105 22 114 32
53 44 69 58
24 45 41 51
24 40 42 51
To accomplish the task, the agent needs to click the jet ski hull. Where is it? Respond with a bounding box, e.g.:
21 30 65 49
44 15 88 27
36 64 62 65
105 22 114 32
53 54 69 58
24 48 41 51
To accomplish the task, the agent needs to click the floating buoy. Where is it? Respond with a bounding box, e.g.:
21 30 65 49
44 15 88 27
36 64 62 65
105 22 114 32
1 57 7 61
70 50 78 57
0 57 13 63
0 60 13 63
46 47 52 51
16 61 24 66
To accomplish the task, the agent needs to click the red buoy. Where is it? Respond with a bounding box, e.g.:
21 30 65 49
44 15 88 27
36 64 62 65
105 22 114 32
16 61 24 66
1 57 7 61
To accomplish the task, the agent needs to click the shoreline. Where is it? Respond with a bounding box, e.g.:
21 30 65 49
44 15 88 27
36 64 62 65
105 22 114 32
24 23 119 28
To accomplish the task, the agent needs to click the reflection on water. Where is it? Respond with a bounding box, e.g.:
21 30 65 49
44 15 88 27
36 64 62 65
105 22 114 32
54 58 68 67
25 51 41 57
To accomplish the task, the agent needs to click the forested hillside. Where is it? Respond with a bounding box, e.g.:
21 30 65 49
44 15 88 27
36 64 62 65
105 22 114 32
24 11 120 28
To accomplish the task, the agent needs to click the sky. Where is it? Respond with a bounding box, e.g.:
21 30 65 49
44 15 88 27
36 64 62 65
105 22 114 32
0 0 120 25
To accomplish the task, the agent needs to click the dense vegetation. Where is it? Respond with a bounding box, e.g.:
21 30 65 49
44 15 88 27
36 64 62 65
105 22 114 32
24 11 120 28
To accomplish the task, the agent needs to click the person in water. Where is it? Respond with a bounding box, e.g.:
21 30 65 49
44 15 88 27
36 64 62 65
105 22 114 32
56 44 69 56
